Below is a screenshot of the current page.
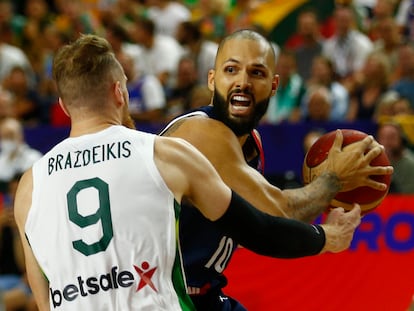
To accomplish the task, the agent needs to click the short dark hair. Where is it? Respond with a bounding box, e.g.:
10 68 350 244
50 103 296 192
216 29 276 67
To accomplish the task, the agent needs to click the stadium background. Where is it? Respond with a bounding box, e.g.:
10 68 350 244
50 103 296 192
19 1 414 310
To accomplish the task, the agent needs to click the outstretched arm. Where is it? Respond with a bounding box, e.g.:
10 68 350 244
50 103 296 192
213 190 361 257
162 118 392 221
154 136 361 258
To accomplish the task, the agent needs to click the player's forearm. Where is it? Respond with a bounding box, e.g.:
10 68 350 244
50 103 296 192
213 190 326 258
283 172 341 222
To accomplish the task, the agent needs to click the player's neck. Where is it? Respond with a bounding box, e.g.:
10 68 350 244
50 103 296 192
69 118 120 137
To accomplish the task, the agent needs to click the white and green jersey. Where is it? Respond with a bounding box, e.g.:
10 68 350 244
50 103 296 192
25 125 195 310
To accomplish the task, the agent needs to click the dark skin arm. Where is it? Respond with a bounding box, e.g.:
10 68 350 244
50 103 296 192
163 116 392 221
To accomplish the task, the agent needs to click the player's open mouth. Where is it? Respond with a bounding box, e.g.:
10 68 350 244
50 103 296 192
230 95 252 115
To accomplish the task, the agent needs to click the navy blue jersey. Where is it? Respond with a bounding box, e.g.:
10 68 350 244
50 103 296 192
160 106 264 310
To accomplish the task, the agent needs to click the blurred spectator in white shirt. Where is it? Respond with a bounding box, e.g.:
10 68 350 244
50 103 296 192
128 16 185 90
146 0 191 37
175 20 218 85
0 25 35 89
0 118 42 192
301 55 349 121
322 4 373 90
117 50 166 124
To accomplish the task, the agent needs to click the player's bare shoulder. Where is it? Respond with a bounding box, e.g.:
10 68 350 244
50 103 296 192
154 136 193 163
163 116 238 148
154 135 219 200
14 168 34 229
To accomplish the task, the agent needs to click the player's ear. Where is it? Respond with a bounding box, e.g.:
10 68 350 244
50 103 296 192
114 81 124 106
207 69 215 92
58 97 70 117
271 74 279 96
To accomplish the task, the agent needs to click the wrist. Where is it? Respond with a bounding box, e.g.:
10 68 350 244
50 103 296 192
319 224 337 254
319 171 341 192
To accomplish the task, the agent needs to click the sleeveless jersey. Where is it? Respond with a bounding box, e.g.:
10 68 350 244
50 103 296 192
25 126 195 310
160 106 264 295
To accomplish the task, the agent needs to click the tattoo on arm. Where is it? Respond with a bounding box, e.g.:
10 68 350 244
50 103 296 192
284 172 341 222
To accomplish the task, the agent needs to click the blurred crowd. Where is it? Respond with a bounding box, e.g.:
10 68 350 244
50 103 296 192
1 0 414 310
0 0 413 128
0 0 273 128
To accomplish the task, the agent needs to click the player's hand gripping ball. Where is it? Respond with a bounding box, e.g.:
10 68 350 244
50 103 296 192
302 129 391 214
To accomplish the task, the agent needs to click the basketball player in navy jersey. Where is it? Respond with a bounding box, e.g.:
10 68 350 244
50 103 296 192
13 34 364 311
160 30 393 310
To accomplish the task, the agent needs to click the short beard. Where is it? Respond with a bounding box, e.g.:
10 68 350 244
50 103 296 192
212 90 269 136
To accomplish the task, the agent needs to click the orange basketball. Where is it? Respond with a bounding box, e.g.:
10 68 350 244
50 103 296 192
302 129 391 214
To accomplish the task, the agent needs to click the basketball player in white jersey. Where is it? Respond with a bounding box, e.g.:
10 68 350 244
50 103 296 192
14 34 362 311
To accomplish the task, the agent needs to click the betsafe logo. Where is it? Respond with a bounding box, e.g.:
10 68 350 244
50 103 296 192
50 262 157 308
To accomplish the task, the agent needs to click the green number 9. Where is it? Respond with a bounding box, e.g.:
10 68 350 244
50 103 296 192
67 177 113 256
